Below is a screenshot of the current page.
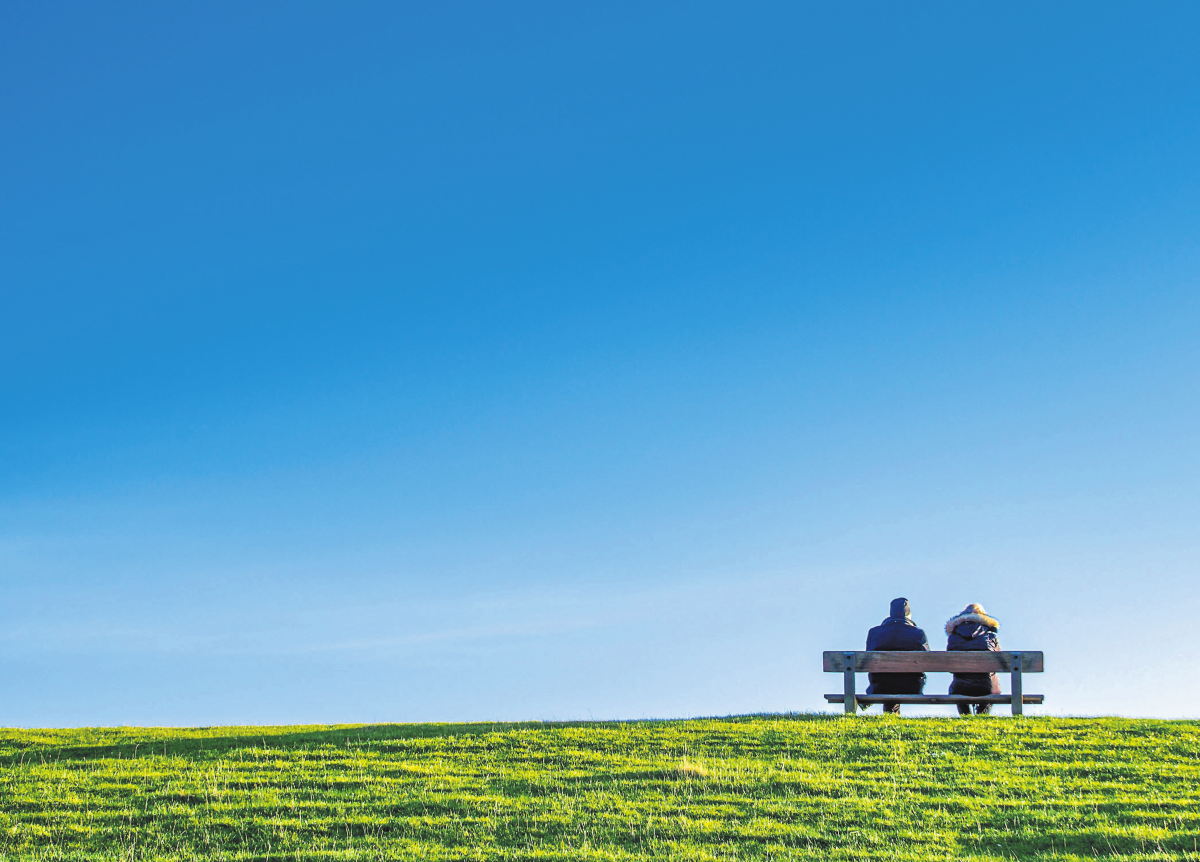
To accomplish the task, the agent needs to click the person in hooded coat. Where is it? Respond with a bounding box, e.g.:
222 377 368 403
864 597 930 714
945 603 1001 715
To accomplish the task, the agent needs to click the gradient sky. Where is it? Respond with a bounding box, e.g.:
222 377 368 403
3 2 1199 725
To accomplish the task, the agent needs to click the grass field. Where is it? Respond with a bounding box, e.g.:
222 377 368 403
1 715 1197 861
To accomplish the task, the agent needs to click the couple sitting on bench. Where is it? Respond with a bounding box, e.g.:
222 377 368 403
866 597 999 715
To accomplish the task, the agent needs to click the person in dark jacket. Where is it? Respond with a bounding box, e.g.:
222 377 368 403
865 597 930 714
945 603 1001 715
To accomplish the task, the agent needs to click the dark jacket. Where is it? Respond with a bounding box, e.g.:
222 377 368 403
945 612 1001 696
865 599 930 694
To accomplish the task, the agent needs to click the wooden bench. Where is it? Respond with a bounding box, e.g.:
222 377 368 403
823 651 1044 715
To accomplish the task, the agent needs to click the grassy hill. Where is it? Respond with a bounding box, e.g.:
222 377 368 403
1 715 1196 861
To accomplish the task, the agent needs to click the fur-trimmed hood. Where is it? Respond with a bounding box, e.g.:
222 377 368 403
944 606 998 635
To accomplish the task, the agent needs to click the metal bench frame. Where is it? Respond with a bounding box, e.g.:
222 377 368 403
823 650 1044 715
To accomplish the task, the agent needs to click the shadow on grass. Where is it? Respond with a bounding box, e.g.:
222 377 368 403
0 713 836 765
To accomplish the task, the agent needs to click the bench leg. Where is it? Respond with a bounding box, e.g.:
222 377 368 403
843 652 856 714
1011 652 1023 716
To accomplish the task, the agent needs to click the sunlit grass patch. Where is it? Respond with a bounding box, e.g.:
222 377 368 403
0 716 1197 860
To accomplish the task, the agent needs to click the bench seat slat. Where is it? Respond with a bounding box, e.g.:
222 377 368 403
823 694 1044 704
823 650 1043 673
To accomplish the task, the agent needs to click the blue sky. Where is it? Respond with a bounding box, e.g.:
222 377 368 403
2 1 1199 724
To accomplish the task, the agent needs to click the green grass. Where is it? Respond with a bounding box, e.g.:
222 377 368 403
1 715 1198 861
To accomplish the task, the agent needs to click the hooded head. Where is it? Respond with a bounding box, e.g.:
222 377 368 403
889 597 911 620
945 602 999 635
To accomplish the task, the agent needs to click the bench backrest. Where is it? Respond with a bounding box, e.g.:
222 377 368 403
823 650 1043 673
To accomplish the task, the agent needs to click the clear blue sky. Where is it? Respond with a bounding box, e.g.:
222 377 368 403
3 2 1198 725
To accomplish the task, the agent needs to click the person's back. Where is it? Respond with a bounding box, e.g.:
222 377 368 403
945 603 1000 715
864 597 930 713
